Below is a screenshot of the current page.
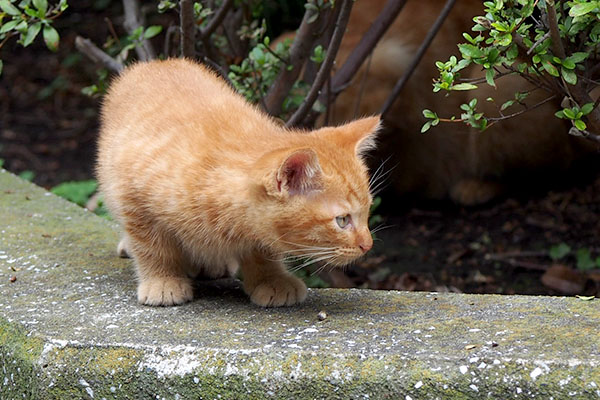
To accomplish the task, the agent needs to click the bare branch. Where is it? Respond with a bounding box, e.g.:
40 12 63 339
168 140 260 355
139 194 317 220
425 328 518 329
568 127 600 144
164 24 178 57
264 3 335 116
486 95 556 127
75 36 124 73
286 0 354 127
122 0 156 61
222 8 246 58
180 0 196 58
353 52 374 118
331 0 408 94
545 0 566 59
527 31 550 55
381 0 457 118
201 56 235 89
200 0 233 39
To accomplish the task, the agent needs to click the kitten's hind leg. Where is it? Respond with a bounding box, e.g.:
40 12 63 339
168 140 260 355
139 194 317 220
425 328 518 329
117 234 131 258
241 252 307 307
124 221 194 306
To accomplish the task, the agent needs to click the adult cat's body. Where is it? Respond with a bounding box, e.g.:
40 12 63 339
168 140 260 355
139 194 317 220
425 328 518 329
97 59 378 307
333 0 597 205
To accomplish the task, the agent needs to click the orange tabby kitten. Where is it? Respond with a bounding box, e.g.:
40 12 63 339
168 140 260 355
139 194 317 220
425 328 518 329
97 59 379 307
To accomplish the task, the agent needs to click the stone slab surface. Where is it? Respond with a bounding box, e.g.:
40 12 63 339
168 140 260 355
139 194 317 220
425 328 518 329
1 169 600 399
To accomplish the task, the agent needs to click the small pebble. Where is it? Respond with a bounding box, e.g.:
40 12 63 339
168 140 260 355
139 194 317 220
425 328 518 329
10 276 17 283
317 310 327 321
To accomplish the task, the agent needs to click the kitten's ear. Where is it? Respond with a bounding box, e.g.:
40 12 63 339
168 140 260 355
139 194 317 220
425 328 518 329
336 116 381 157
276 149 322 196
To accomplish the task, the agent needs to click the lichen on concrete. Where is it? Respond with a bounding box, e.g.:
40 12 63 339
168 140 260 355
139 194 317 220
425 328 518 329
1 170 600 399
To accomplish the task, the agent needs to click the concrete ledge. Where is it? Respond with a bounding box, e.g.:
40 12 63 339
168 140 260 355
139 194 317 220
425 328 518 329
1 169 599 399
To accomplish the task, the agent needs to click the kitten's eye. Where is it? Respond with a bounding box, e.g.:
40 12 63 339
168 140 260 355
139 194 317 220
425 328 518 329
335 214 351 229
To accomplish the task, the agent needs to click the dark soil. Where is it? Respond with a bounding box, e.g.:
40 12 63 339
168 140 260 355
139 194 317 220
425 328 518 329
2 3 599 297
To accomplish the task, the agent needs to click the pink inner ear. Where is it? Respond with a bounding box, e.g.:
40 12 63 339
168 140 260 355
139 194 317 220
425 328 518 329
277 149 321 195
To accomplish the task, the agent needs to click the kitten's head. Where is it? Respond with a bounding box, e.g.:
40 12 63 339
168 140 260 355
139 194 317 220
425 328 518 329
257 116 381 266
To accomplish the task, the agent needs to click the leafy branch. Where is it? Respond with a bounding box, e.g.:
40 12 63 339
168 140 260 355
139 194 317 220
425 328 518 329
423 0 600 141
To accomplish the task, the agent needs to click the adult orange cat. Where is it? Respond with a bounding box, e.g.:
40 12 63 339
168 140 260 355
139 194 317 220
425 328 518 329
332 0 597 205
97 58 379 307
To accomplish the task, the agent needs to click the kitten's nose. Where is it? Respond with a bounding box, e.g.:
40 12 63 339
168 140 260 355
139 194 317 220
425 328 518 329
358 232 373 254
359 242 372 253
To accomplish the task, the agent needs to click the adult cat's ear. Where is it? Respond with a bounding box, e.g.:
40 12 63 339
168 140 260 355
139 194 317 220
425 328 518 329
338 115 381 157
275 149 322 196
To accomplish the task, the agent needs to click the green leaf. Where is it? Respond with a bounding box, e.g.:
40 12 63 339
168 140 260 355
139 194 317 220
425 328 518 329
32 0 47 15
451 83 478 90
563 108 576 119
576 248 596 270
506 43 518 59
370 196 382 212
555 110 565 119
51 180 98 207
421 121 432 133
561 67 577 85
0 0 21 15
549 243 571 260
42 24 59 52
581 103 594 115
567 52 589 64
0 19 19 34
574 119 587 131
542 61 559 77
24 6 38 17
22 21 41 47
18 170 35 182
143 25 162 39
561 59 576 70
501 100 514 111
569 2 599 17
485 69 495 87
458 43 484 59
0 60 3 76
422 109 437 119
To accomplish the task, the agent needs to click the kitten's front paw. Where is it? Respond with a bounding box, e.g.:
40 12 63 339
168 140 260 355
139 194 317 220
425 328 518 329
247 274 307 307
137 277 194 306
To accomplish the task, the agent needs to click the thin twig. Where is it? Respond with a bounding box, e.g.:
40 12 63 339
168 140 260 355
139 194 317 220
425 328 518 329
331 0 408 95
122 0 156 60
104 17 121 46
200 0 233 39
286 0 354 127
568 127 600 144
164 24 178 57
527 31 551 55
381 0 457 118
201 56 235 89
459 70 514 84
75 36 124 73
353 51 374 118
264 3 334 116
180 0 196 58
487 257 548 271
487 95 556 123
485 251 549 261
435 95 557 128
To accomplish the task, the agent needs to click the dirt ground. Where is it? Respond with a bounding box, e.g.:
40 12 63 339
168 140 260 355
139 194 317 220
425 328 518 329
2 3 599 297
